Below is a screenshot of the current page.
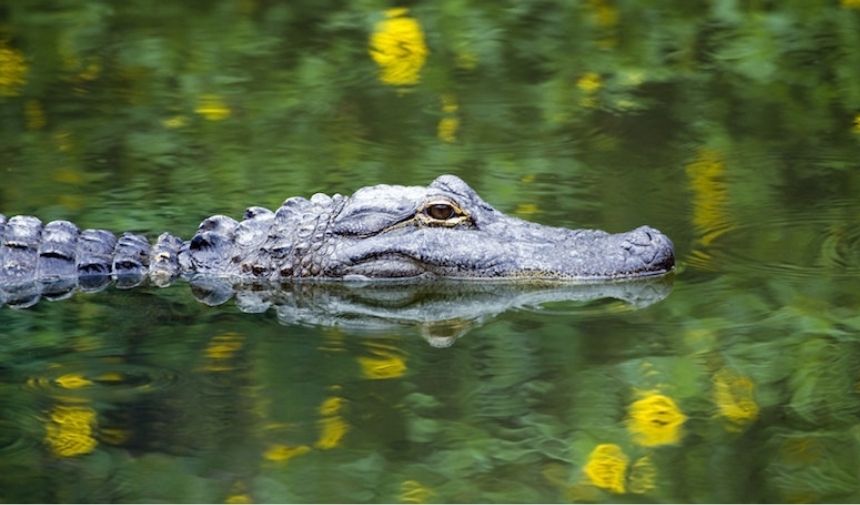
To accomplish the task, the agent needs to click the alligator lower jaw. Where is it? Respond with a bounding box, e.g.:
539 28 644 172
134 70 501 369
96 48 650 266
337 249 675 282
334 264 675 283
435 269 675 283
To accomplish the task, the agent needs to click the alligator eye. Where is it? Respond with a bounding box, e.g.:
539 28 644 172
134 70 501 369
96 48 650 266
425 203 457 220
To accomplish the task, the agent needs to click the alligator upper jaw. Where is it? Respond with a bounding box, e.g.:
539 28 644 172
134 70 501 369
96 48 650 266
489 222 676 281
338 223 675 282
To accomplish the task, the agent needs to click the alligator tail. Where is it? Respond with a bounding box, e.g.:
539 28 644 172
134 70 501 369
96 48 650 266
0 214 184 308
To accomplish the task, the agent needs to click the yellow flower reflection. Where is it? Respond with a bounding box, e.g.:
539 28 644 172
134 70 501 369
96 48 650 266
25 100 46 130
369 8 428 86
55 373 94 389
587 0 619 28
585 0 619 48
319 396 344 416
315 395 349 450
437 117 459 143
0 41 27 96
54 130 74 152
359 350 407 380
225 482 253 504
577 72 602 93
686 148 732 246
163 115 188 129
316 416 349 449
627 393 686 447
196 94 231 121
44 405 98 457
76 61 101 82
437 95 460 143
514 203 540 216
713 369 759 429
202 332 244 372
264 443 311 462
455 49 478 70
206 332 244 359
400 480 434 503
583 443 628 494
577 72 602 108
628 456 657 494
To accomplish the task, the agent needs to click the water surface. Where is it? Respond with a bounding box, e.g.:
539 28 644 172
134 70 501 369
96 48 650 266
2 1 860 503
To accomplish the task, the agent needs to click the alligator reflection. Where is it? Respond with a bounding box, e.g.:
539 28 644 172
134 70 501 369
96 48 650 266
2 275 672 346
189 276 674 346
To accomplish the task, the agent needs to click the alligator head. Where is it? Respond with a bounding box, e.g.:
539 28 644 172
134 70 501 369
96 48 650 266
319 175 674 281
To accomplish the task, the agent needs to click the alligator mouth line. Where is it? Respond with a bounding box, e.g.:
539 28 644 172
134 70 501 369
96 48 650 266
440 268 675 282
347 252 672 282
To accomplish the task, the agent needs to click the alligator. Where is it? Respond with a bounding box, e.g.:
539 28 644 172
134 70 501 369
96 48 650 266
0 174 674 309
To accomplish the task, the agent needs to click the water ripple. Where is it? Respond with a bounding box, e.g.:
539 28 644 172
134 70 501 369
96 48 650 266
0 417 41 456
24 360 180 401
686 201 860 279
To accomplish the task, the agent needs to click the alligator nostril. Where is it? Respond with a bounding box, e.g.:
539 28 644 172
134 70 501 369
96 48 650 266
190 234 210 251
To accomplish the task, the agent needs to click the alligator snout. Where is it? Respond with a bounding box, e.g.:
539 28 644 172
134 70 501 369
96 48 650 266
621 226 675 273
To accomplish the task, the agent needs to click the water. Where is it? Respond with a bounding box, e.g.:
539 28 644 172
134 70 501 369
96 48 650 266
2 1 860 502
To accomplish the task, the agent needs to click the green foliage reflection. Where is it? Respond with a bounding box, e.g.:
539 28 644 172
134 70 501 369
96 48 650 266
1 0 860 503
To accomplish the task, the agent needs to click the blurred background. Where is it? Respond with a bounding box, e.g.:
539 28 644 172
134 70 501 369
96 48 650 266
2 1 860 503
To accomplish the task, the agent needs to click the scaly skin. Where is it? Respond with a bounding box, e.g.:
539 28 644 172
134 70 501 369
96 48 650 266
1 175 674 308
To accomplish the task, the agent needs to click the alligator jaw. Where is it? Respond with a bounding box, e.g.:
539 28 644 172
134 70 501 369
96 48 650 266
330 192 675 282
337 224 675 282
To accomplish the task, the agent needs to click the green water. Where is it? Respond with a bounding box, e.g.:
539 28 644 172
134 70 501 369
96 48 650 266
2 1 860 503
